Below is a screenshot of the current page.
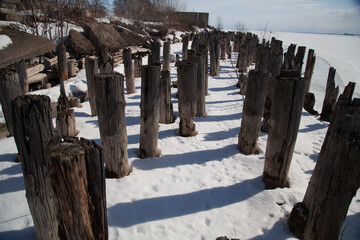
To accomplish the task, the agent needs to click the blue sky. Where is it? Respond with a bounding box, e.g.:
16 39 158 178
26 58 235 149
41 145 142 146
186 0 360 34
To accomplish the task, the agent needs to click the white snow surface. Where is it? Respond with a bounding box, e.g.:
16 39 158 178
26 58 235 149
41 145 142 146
0 34 12 50
0 31 359 240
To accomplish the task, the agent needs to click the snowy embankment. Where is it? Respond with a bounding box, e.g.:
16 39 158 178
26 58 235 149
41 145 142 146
0 32 359 240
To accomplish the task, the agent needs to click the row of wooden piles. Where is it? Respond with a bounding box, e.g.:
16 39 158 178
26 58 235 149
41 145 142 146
0 28 358 240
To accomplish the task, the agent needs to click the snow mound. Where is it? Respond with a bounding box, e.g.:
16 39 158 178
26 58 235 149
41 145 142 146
0 35 12 50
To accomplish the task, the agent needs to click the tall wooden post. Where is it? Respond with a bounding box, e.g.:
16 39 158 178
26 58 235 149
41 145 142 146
47 137 108 240
0 70 24 136
320 67 339 122
304 49 316 94
134 55 142 78
262 71 306 188
210 35 220 76
238 49 271 155
289 93 360 240
293 46 306 72
177 61 197 136
188 52 206 117
220 36 226 60
99 46 114 73
282 43 296 70
182 34 189 60
94 73 131 178
11 95 57 240
123 48 136 94
150 40 161 66
159 70 174 124
85 56 99 116
163 40 171 71
140 65 161 158
197 43 209 95
15 60 28 93
58 43 68 81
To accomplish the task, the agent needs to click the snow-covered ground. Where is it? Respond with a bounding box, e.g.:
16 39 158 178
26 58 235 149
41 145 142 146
0 34 12 50
0 32 359 240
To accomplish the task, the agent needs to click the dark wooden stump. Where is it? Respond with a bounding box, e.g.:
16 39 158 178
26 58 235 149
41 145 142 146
0 70 24 136
123 48 136 94
293 46 306 72
140 65 161 158
282 43 296 70
320 67 339 122
238 49 271 155
47 137 108 240
149 40 161 66
56 109 79 137
163 40 171 71
58 43 68 81
99 46 114 73
159 70 174 124
304 49 316 94
11 95 57 240
238 73 248 95
210 36 220 76
295 95 360 240
15 60 28 93
263 71 306 188
94 73 131 178
303 92 318 115
182 35 189 60
85 56 99 116
177 61 197 137
197 43 209 96
134 55 142 78
188 52 206 117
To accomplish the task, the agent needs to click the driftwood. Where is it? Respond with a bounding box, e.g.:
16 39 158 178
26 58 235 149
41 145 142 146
320 67 339 121
0 70 24 136
177 61 197 136
140 65 161 158
263 71 306 188
47 137 108 240
94 73 131 178
289 93 360 240
11 95 57 240
123 48 136 94
85 56 99 116
238 49 271 155
159 70 174 124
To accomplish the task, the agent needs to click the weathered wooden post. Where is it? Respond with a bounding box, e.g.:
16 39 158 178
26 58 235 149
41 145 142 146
288 92 360 240
15 60 28 93
220 36 226 60
293 46 306 72
303 92 318 115
210 34 220 76
182 34 189 60
238 49 271 155
320 67 339 121
85 56 99 116
0 70 24 136
140 65 161 158
58 43 68 81
304 49 316 94
197 43 209 95
149 40 161 66
47 137 108 240
163 40 171 71
282 43 296 70
67 59 76 78
11 95 57 240
134 55 142 78
123 47 136 94
94 72 131 178
261 39 283 133
188 51 206 117
177 61 197 136
262 71 306 188
159 70 174 124
56 109 79 137
99 46 114 73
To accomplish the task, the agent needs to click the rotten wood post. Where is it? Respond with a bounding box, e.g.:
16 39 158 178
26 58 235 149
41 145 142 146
289 92 360 240
293 46 306 72
134 55 142 78
85 56 99 116
261 39 283 133
188 51 206 117
163 40 171 71
159 70 174 124
58 43 68 81
262 71 306 188
123 48 136 94
282 43 296 70
197 43 209 95
15 60 28 93
182 34 189 60
94 72 131 178
320 67 339 122
177 61 197 136
220 36 226 60
47 137 108 240
210 34 220 76
238 49 271 155
140 65 161 158
99 46 114 73
56 109 79 137
11 95 57 240
0 70 25 136
149 40 161 66
304 49 316 94
67 59 76 78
